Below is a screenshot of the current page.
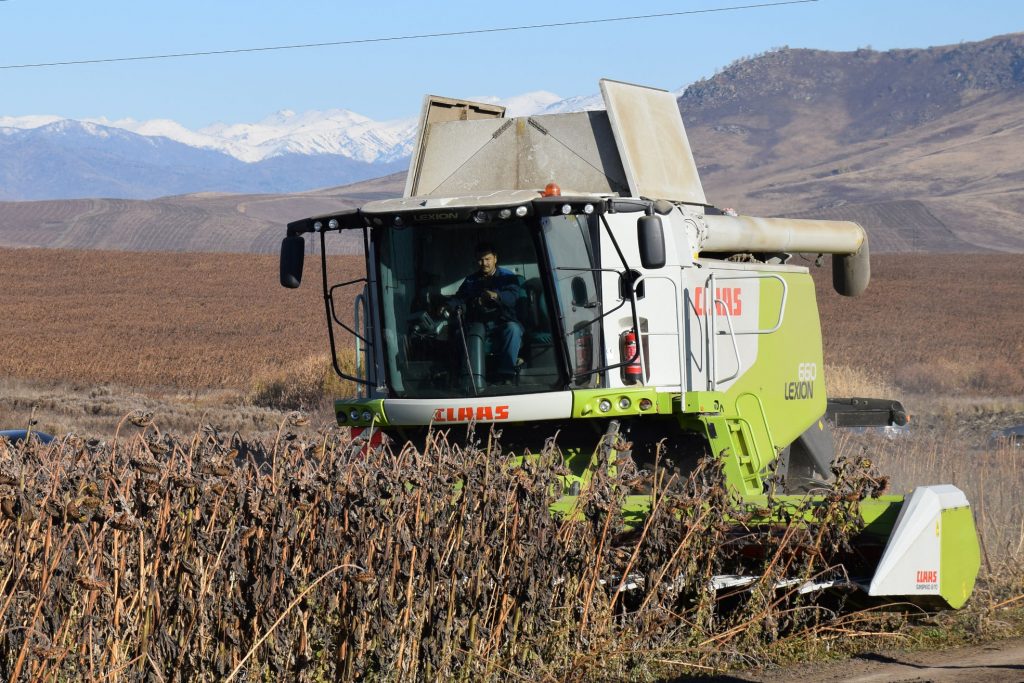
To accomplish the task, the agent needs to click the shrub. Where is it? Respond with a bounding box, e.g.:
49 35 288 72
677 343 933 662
250 355 332 410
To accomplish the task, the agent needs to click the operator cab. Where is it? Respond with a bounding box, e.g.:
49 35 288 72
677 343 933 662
282 191 616 400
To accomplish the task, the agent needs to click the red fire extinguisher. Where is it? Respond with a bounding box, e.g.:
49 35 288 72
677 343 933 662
621 329 643 384
574 329 593 375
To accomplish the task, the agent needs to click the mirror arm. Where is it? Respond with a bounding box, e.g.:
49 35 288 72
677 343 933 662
286 217 315 237
607 198 675 216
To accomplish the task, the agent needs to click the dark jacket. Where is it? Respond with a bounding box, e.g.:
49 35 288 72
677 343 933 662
451 266 524 322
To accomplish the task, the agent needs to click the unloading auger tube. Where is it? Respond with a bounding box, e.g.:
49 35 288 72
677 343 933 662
277 77 977 611
701 213 870 297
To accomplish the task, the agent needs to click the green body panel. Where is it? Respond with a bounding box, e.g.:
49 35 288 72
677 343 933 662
334 398 387 427
614 493 905 532
664 271 829 496
571 387 666 417
724 271 826 451
940 506 981 609
564 273 828 497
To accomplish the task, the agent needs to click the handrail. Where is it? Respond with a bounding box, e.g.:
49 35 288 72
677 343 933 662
353 289 368 397
684 286 705 383
735 391 777 453
707 273 718 391
713 295 743 385
630 272 685 394
712 272 788 335
705 271 789 390
328 278 371 343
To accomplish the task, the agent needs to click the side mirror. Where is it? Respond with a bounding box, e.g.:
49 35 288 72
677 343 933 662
637 215 666 269
280 235 305 288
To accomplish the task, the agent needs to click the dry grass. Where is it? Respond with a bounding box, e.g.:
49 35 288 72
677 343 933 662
0 248 361 392
0 423 892 682
844 427 1024 586
0 377 339 444
250 351 360 412
814 253 1024 397
824 365 901 400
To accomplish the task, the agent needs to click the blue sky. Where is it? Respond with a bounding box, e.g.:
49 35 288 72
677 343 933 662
2 0 1022 128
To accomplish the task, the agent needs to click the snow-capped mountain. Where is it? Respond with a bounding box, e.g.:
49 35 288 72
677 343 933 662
463 90 564 117
108 110 419 164
0 89 619 200
3 110 417 165
0 90 579 167
535 92 606 114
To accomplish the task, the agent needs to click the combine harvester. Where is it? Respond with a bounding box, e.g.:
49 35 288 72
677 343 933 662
280 80 979 609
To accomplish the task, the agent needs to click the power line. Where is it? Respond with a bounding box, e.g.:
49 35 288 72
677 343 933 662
0 0 818 70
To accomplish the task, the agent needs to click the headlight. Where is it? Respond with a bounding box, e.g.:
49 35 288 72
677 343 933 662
598 399 612 412
349 409 360 421
361 410 373 422
618 397 631 410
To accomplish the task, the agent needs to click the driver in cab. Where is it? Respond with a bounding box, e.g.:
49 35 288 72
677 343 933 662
448 243 524 384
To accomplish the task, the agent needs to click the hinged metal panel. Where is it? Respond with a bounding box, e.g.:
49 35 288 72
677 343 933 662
599 79 707 205
404 80 707 202
413 112 629 197
404 95 506 198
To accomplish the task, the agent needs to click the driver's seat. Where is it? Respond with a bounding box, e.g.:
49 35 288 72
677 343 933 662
518 278 555 373
457 274 528 389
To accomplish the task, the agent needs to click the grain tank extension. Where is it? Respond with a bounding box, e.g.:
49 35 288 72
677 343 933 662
280 80 979 609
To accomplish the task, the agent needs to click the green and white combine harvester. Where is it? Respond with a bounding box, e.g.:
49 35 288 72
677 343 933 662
280 80 979 609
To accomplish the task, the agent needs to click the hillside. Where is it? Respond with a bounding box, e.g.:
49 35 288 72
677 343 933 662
3 33 1024 253
682 33 1024 251
0 173 404 254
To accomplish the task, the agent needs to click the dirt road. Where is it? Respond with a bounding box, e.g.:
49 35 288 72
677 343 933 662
700 638 1024 682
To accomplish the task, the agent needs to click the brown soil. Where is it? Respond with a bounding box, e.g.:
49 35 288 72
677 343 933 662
708 638 1024 682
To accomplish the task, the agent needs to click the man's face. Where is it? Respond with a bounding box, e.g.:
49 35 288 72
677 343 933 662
476 251 497 276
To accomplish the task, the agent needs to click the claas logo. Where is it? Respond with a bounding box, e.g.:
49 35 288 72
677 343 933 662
433 405 510 422
693 287 742 316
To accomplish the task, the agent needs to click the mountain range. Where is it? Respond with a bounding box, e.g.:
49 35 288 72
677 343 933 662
0 92 578 201
679 33 1024 251
2 33 1024 252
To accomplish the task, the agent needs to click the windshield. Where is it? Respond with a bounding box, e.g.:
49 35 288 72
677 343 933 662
376 219 564 398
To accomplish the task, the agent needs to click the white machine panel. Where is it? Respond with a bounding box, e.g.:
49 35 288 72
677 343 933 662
869 485 969 597
384 391 573 426
600 79 707 205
